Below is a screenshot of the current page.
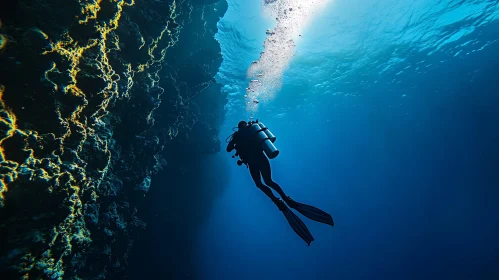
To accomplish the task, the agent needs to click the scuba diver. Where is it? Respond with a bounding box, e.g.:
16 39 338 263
226 120 334 245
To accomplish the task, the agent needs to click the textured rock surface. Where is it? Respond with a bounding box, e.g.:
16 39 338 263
0 0 227 278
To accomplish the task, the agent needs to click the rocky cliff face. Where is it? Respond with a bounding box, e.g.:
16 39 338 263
0 0 227 278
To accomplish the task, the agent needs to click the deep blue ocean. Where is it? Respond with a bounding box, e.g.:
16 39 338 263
194 1 499 279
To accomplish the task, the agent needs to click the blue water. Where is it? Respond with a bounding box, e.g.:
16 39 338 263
196 1 499 279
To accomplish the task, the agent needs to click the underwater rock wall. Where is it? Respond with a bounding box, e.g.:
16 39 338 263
0 0 227 279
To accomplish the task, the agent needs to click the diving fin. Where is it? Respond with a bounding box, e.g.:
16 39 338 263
286 197 334 226
275 199 314 246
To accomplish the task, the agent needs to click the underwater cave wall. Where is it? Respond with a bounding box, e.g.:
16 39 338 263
0 0 227 278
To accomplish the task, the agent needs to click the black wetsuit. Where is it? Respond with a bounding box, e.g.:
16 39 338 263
226 124 334 245
226 127 287 202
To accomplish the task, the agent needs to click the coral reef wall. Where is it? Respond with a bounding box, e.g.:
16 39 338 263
0 0 227 279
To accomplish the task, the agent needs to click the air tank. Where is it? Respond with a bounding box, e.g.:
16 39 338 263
249 123 279 159
257 122 276 143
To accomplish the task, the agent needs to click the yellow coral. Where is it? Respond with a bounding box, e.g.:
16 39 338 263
78 0 104 24
0 85 19 205
0 34 7 51
30 28 49 40
2 0 184 277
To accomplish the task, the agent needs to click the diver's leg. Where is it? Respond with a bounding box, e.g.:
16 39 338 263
250 163 315 245
259 154 287 199
256 155 334 227
249 164 279 203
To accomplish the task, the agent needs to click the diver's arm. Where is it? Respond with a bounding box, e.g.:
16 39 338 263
227 141 235 152
226 135 236 152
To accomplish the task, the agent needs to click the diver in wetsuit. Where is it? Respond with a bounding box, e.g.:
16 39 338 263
226 120 334 245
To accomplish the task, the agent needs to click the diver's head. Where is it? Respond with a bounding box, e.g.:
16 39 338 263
238 120 247 130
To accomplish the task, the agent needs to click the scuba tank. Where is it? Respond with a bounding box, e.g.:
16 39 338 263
248 120 279 159
257 122 276 143
227 119 280 166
